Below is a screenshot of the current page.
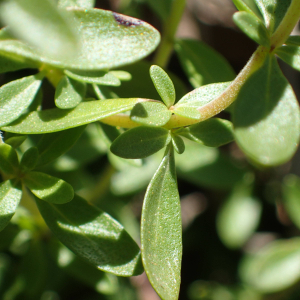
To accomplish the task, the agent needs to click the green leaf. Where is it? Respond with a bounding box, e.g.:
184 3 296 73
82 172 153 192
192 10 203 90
58 0 95 9
172 106 201 120
55 76 86 109
0 53 38 74
150 65 175 108
1 98 141 134
109 71 132 81
141 144 182 300
175 82 231 110
35 194 143 276
110 127 171 159
5 135 27 148
178 118 234 147
145 0 173 20
276 45 300 72
232 0 262 17
217 180 262 249
240 238 300 293
0 144 19 175
254 0 292 32
282 174 300 230
233 55 300 166
36 126 86 167
0 180 22 232
0 9 160 70
285 36 300 46
130 101 172 127
24 171 74 204
233 12 270 47
171 134 185 154
0 0 79 60
175 39 235 88
64 70 121 86
20 147 39 172
0 74 43 127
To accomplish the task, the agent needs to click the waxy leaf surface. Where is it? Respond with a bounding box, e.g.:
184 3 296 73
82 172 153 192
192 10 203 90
276 45 300 72
233 56 300 166
24 171 74 204
0 53 37 74
1 98 141 134
171 134 185 154
110 127 171 159
150 65 175 108
0 180 22 232
175 39 235 88
172 106 201 120
130 102 172 127
36 194 143 276
0 144 19 175
233 11 270 47
55 76 86 109
0 74 42 127
141 144 182 300
58 0 95 8
20 147 39 172
232 0 262 17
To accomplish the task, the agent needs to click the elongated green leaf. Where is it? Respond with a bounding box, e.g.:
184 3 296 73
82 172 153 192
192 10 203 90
0 144 19 175
233 12 270 47
64 70 120 86
110 127 171 159
254 0 292 32
0 180 22 232
36 126 86 167
232 0 262 17
233 55 300 166
217 181 262 249
20 147 39 172
175 39 235 88
282 174 300 230
178 118 234 147
110 71 132 81
0 74 43 127
276 45 300 72
285 36 300 46
175 82 231 110
55 76 86 109
0 53 38 74
24 171 74 204
141 144 182 300
130 102 172 127
5 135 27 148
171 134 185 154
0 9 160 70
172 106 201 120
58 0 95 8
36 194 143 276
0 0 79 60
1 98 141 134
150 65 175 108
240 238 300 292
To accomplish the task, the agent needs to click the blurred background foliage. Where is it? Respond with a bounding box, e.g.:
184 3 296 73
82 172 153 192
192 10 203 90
1 0 300 299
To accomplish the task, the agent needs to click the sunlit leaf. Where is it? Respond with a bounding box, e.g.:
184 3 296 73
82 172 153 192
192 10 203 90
110 126 171 159
0 180 22 232
58 0 95 9
24 171 74 204
240 238 300 292
233 55 300 166
276 45 300 72
232 0 263 18
141 144 182 300
0 143 19 175
36 194 143 276
0 74 43 127
130 101 172 127
1 98 141 134
172 134 185 154
172 106 201 120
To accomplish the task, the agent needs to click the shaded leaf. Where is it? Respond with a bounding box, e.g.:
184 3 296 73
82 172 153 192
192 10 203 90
130 101 172 127
24 171 74 204
276 45 300 72
0 180 22 232
110 126 171 159
150 65 175 108
20 147 39 172
217 180 262 249
233 55 300 166
141 144 182 300
0 74 43 127
178 118 234 147
172 134 185 154
58 0 95 9
0 0 79 60
0 143 19 175
240 238 300 293
145 0 173 20
5 135 27 148
36 194 143 276
233 11 270 47
55 76 86 109
175 39 235 88
0 53 38 74
109 71 132 81
285 36 300 46
1 98 141 134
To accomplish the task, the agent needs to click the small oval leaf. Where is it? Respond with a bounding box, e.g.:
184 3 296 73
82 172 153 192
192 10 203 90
276 45 300 72
172 134 185 154
0 143 19 175
20 146 39 172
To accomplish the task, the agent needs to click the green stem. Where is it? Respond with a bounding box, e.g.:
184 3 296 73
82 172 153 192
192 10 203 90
153 0 186 68
270 0 300 49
